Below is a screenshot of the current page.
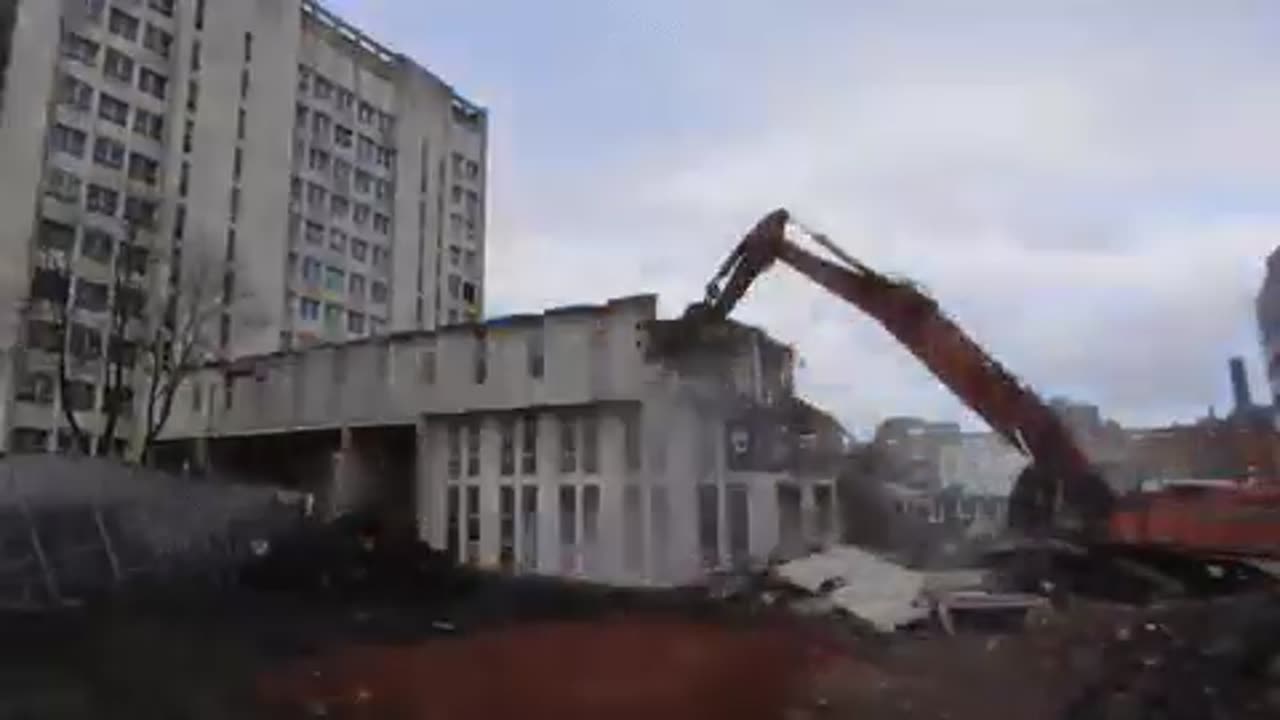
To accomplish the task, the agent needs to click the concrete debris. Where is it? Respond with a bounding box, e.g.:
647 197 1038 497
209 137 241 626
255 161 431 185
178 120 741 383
774 545 931 631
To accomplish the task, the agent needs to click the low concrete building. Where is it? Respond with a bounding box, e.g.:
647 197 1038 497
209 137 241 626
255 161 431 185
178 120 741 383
159 294 842 585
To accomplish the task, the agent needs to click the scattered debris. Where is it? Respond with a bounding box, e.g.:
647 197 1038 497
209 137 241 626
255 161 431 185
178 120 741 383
774 545 931 632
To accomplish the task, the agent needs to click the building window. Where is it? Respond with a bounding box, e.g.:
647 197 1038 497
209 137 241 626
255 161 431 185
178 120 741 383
125 196 158 228
108 8 140 41
139 68 168 100
44 168 82 204
447 274 461 299
301 256 322 284
582 413 599 474
370 280 387 304
58 74 94 112
330 195 349 220
312 111 331 138
358 101 375 124
62 32 100 66
376 146 395 169
240 69 250 99
16 372 54 406
348 272 365 298
499 486 515 571
299 297 320 321
418 345 436 384
143 23 172 58
324 303 342 331
325 266 344 292
50 125 87 157
337 88 354 112
309 147 329 173
234 147 243 180
97 93 129 125
104 48 135 83
527 331 545 378
560 416 577 473
86 184 119 216
473 335 487 383
465 486 480 563
334 158 351 186
351 238 368 262
329 227 347 251
229 187 240 222
195 0 205 29
182 119 193 153
462 282 477 304
624 409 642 471
353 203 371 227
80 228 114 263
499 418 515 476
519 486 538 570
698 485 719 568
133 108 163 141
446 424 461 479
371 246 389 270
237 108 246 139
521 414 537 474
149 0 175 18
357 135 374 162
559 485 577 574
582 485 600 574
313 75 333 100
73 279 108 312
466 421 481 476
190 39 201 72
372 213 390 235
93 136 125 169
127 152 159 186
335 124 353 148
347 311 364 335
354 169 372 194
446 486 460 560
726 483 750 564
651 486 670 578
307 182 326 208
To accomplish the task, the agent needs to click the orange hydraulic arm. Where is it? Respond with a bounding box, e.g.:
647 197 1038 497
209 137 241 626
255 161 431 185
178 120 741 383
694 209 1114 535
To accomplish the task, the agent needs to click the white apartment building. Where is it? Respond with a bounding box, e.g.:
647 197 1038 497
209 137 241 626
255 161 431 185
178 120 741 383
0 0 486 454
160 295 843 586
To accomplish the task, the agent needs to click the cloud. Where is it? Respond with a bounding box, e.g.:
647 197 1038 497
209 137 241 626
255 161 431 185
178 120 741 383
332 0 1280 436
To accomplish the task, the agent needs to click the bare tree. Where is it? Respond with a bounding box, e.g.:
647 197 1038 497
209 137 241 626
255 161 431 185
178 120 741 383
134 243 258 462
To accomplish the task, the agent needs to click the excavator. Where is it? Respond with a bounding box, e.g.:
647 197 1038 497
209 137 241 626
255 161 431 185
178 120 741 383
684 208 1280 562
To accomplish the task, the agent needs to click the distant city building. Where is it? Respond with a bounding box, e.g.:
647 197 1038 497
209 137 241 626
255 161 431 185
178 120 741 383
0 0 486 454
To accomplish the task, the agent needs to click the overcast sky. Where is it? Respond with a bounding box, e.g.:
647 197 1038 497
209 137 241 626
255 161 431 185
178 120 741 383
328 0 1280 438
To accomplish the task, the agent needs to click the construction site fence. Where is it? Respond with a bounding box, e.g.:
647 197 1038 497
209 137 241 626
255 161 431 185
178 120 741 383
0 454 311 610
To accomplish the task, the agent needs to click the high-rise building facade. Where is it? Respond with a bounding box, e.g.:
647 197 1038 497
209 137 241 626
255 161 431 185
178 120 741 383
0 0 487 453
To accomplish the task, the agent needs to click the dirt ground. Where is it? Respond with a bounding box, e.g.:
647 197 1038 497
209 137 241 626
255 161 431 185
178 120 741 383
4 585 1277 719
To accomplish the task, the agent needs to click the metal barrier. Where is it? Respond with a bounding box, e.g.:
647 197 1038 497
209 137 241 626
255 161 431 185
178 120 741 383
0 455 308 609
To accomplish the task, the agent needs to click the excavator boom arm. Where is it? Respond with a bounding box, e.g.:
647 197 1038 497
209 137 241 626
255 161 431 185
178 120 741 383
700 209 1113 531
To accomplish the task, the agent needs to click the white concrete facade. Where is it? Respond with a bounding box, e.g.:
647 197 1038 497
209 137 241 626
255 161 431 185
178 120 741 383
162 295 841 586
0 0 486 452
